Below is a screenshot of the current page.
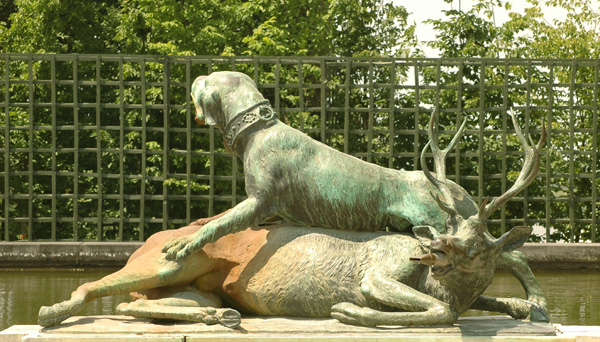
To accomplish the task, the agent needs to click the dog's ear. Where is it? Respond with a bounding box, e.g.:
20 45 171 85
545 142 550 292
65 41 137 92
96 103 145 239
191 76 219 126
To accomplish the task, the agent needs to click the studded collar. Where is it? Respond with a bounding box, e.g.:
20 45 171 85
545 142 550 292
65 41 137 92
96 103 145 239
223 100 277 151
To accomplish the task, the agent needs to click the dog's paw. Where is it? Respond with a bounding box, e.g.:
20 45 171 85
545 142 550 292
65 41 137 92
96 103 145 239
162 236 192 260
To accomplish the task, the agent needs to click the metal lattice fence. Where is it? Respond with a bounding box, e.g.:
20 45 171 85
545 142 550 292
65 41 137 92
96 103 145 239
1 54 598 242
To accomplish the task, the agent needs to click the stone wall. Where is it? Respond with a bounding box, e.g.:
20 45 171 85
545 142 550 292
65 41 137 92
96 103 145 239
0 242 599 269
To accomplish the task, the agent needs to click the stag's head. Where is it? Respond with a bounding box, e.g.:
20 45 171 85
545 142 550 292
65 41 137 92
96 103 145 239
411 108 545 281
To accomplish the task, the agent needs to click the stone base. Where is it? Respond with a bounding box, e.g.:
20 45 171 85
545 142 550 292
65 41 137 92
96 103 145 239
2 315 585 342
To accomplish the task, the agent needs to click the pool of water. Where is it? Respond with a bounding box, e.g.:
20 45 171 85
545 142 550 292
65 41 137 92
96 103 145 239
1 268 599 330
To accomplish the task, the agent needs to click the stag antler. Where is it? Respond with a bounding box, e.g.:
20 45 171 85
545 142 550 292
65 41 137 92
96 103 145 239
478 110 546 221
420 107 468 217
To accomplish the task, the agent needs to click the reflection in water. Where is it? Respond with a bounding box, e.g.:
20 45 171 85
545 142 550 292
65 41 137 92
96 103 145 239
1 268 599 330
0 269 129 331
464 269 600 326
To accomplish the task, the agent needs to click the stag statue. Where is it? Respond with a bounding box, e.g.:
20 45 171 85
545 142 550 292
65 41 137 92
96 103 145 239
38 110 547 328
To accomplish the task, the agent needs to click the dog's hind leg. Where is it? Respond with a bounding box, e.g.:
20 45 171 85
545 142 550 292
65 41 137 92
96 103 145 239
38 246 216 327
163 197 270 261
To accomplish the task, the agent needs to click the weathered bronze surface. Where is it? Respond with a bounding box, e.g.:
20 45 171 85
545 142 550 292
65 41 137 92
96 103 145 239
39 71 548 328
38 214 545 328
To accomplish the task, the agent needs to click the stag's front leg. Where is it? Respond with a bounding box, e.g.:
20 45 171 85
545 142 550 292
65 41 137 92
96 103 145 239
331 273 458 327
470 295 549 322
497 250 548 321
116 289 241 328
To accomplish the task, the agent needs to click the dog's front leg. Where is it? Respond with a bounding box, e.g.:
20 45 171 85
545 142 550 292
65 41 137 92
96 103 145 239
162 197 267 261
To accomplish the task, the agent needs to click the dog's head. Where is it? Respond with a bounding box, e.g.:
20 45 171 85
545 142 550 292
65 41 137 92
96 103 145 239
190 71 266 130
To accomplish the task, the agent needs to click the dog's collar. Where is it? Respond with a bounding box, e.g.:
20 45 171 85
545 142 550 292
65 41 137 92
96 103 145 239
224 99 277 150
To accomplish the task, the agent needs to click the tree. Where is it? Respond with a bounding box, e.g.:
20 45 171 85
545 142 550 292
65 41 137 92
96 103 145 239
0 0 418 241
422 0 599 242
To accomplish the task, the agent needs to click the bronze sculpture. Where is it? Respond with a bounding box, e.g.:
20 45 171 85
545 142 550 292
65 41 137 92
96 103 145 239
163 71 547 315
38 79 548 326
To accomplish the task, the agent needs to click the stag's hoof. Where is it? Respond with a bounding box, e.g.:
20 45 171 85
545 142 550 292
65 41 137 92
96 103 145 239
38 299 84 327
529 303 550 322
219 308 241 329
330 303 376 327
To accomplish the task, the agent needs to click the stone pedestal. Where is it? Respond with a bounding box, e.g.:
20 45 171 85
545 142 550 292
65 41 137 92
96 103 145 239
1 315 576 342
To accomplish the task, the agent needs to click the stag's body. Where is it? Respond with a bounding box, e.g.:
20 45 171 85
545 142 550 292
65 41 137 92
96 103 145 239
38 217 534 328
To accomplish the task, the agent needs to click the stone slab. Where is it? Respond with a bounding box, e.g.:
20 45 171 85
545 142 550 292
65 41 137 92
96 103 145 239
36 315 557 336
556 324 600 342
0 325 39 342
1 315 571 341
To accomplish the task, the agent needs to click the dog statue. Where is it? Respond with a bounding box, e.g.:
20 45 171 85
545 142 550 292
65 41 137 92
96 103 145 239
160 71 547 316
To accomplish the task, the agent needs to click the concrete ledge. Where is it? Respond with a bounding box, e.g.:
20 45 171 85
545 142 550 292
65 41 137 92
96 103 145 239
1 242 599 268
1 315 585 342
520 243 600 269
0 242 142 267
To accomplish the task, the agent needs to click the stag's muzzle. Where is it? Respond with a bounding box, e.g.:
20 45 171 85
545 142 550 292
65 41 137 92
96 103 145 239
410 252 450 267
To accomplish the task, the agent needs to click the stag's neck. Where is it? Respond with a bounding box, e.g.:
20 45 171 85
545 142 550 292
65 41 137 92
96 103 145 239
423 268 495 313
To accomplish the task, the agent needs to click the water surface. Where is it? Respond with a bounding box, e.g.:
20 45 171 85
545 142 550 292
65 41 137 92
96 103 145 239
1 268 598 330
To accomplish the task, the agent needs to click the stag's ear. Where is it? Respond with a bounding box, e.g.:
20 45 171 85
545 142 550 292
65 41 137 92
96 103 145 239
413 225 441 247
494 226 533 252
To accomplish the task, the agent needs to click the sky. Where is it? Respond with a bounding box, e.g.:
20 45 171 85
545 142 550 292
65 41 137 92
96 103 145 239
395 0 599 57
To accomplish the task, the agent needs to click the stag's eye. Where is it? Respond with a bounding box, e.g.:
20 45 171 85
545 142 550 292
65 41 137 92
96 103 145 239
467 243 481 258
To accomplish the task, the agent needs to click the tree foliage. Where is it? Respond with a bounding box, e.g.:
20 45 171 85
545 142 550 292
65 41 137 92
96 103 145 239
1 0 415 57
0 0 598 242
422 0 599 242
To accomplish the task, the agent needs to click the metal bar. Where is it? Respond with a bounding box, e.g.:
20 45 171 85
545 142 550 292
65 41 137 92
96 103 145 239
478 62 485 205
73 56 79 241
3 56 9 241
51 56 57 241
592 61 599 242
321 58 327 144
185 58 192 222
568 62 576 242
523 61 532 228
388 61 395 168
344 60 350 155
455 61 464 186
413 62 420 169
95 56 103 241
298 60 305 132
162 58 170 230
27 57 34 240
501 61 508 235
140 59 147 240
367 62 374 163
275 57 281 123
208 59 215 216
545 63 554 241
118 57 125 240
231 58 238 207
